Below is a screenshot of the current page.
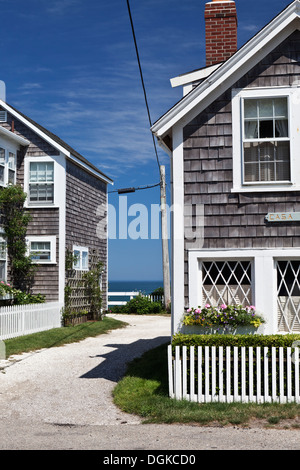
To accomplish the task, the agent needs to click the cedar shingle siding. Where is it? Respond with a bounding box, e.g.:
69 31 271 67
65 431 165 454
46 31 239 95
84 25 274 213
26 208 60 301
66 160 107 308
1 110 109 304
183 31 300 303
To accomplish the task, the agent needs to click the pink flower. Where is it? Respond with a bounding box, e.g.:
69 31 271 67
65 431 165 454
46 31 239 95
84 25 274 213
187 308 192 313
220 304 227 309
195 308 201 314
205 304 210 308
249 305 256 310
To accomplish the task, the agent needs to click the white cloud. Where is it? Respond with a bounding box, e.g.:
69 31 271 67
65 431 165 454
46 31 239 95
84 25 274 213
46 0 81 14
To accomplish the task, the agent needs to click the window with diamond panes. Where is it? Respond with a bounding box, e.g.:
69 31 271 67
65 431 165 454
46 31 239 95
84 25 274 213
201 260 252 307
277 260 300 333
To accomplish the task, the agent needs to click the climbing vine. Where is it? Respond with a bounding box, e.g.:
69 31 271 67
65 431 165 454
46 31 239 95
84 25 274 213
0 185 36 292
82 261 103 320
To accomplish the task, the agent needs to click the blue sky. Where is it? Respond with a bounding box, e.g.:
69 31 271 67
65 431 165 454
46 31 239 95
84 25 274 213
0 0 293 281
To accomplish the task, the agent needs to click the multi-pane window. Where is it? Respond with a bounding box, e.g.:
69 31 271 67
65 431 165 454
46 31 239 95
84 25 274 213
29 241 52 261
201 260 252 307
29 162 54 203
73 246 89 270
27 237 56 264
243 98 290 183
0 237 6 281
0 148 5 185
0 147 16 186
8 152 16 184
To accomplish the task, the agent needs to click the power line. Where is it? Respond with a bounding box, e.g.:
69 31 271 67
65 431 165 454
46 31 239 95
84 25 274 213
126 0 161 173
108 181 160 194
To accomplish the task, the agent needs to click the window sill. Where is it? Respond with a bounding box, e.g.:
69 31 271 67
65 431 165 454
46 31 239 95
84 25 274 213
31 261 57 265
231 184 300 193
26 204 59 209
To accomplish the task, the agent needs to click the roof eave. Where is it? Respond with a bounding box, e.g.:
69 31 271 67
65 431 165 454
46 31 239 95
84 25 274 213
151 0 300 139
69 153 114 185
0 99 113 185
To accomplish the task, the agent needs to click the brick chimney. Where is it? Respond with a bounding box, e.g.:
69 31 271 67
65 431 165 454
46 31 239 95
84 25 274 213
205 0 238 67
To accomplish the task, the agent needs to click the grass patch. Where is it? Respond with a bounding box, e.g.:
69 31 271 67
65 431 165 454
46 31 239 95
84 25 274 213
4 317 127 358
113 342 300 428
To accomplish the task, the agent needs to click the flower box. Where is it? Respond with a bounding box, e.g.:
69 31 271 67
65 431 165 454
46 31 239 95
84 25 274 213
181 304 265 336
180 324 264 335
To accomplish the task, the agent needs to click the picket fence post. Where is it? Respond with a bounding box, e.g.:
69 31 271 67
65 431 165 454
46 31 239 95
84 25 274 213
168 345 300 404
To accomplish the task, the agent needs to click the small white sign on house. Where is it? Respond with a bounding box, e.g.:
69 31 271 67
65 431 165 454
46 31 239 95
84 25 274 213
265 212 300 222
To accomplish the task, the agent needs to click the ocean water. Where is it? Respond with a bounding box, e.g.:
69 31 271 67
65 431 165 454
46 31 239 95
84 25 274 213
108 280 163 295
108 280 163 305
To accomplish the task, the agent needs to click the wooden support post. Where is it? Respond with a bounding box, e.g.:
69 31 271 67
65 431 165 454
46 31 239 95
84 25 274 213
160 165 171 311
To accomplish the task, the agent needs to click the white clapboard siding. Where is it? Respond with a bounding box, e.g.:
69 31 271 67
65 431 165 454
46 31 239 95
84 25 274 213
168 345 300 404
0 302 62 340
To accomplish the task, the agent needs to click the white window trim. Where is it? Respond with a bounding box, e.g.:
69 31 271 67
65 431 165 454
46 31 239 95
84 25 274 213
232 87 300 193
24 155 63 208
27 235 57 264
188 248 300 335
0 140 17 187
73 245 89 271
0 235 7 282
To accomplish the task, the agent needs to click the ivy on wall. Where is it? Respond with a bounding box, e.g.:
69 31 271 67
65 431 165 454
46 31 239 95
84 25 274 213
0 185 36 292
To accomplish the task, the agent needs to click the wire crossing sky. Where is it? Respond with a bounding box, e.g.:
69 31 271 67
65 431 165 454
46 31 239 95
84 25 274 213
0 0 292 281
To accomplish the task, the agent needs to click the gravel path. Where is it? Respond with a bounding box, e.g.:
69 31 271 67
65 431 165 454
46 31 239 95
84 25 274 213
0 315 171 427
0 314 299 451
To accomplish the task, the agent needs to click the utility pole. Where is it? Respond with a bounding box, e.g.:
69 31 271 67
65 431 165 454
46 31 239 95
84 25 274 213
160 165 171 311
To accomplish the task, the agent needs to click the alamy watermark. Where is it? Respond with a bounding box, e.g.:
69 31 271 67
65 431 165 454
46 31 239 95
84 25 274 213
96 196 204 247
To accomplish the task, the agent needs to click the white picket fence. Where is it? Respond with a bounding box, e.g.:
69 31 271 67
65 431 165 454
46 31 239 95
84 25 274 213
0 302 62 340
108 291 163 307
168 345 300 404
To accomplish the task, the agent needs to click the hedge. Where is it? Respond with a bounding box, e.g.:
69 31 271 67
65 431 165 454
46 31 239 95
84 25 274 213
172 333 300 349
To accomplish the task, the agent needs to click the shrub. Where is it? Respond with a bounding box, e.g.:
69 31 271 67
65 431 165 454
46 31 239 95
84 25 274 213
0 281 45 304
172 333 300 348
122 294 162 315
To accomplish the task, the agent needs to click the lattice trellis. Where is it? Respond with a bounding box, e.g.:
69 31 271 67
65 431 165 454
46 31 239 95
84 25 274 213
277 260 300 333
65 248 103 314
201 260 252 307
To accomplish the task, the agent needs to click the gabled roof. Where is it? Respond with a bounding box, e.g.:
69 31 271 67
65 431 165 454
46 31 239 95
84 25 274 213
151 0 300 150
0 99 113 185
170 62 223 89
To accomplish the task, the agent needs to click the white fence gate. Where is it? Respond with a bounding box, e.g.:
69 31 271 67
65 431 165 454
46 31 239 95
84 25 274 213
168 345 300 404
0 302 62 340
